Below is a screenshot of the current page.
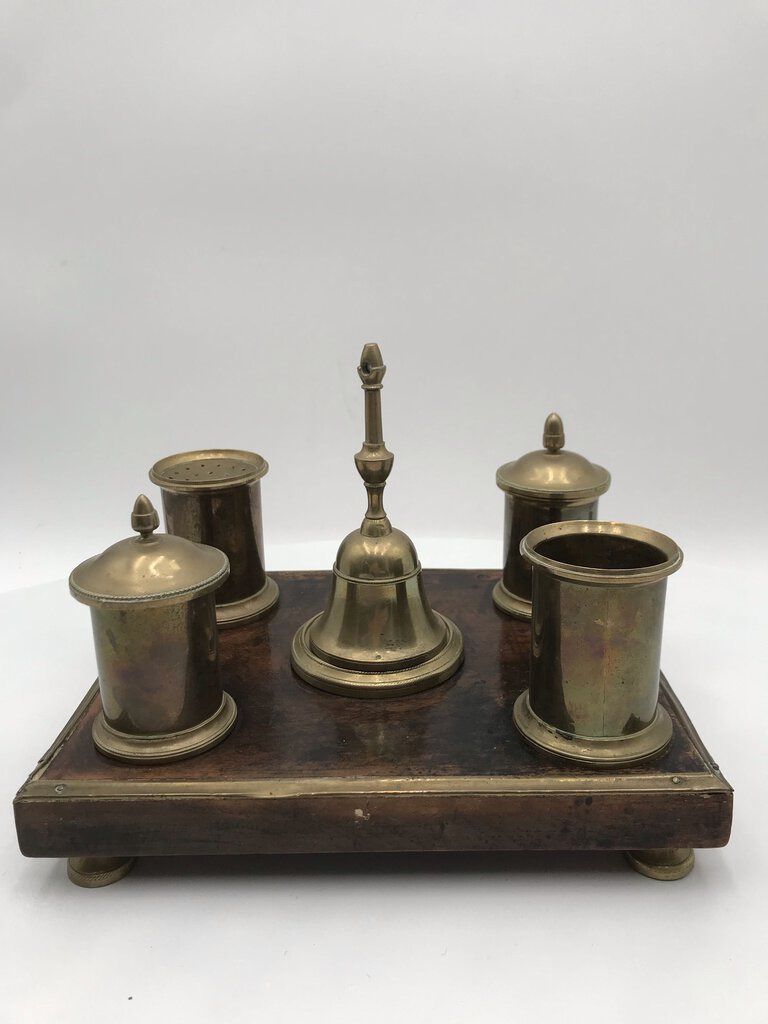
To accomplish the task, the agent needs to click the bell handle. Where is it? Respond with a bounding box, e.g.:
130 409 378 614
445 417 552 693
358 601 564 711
355 344 393 529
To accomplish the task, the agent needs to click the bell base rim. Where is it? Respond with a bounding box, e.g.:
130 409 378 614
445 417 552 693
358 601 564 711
491 580 532 620
216 577 279 628
290 613 464 698
512 690 673 766
92 692 238 764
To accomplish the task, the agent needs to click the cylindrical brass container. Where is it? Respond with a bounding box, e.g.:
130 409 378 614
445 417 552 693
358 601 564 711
149 449 278 627
513 521 683 765
493 414 610 620
69 495 237 764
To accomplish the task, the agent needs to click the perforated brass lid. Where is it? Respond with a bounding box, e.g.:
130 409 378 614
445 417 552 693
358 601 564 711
149 449 268 492
496 413 610 502
69 495 230 608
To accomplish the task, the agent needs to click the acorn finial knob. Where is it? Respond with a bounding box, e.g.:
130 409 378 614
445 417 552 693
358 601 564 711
358 343 386 389
131 494 160 538
543 412 565 452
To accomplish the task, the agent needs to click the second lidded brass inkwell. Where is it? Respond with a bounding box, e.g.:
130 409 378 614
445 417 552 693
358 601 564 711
493 413 610 620
290 344 464 697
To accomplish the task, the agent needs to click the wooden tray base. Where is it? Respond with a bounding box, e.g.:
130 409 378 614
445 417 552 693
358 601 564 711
14 571 732 885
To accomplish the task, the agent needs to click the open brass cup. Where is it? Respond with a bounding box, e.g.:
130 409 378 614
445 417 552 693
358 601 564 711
513 521 683 765
150 449 279 628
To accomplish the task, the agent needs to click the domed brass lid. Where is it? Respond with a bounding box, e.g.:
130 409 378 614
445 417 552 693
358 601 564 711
69 495 230 608
496 413 610 502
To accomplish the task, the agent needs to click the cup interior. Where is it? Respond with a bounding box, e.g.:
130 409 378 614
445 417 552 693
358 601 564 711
534 533 669 571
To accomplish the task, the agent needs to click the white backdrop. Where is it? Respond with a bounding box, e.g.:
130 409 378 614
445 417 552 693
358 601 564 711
1 3 766 1023
2 0 766 587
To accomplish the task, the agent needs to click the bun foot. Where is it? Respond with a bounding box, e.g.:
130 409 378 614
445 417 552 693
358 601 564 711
67 855 136 888
625 847 695 880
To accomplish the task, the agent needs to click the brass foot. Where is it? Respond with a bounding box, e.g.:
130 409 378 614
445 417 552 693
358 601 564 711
513 690 673 766
625 848 695 881
217 575 280 627
67 855 136 888
92 691 237 764
491 579 532 621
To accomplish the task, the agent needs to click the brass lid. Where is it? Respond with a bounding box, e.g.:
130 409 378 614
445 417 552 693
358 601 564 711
69 495 230 608
496 413 610 502
149 449 268 493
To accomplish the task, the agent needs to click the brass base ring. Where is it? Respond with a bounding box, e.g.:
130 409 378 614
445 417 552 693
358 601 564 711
512 690 673 765
491 580 532 621
290 614 464 698
67 855 137 888
92 691 238 764
625 848 696 881
216 576 279 628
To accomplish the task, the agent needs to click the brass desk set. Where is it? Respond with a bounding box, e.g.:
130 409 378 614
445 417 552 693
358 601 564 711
13 346 732 889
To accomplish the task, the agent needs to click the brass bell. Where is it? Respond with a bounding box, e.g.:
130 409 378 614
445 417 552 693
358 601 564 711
290 344 464 697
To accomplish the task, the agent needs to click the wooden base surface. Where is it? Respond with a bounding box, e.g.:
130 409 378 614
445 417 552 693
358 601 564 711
14 570 732 861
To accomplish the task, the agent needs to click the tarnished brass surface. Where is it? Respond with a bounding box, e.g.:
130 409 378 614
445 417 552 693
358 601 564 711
69 496 236 763
24 765 730 800
625 848 695 881
291 345 463 696
513 691 673 766
493 414 610 620
67 855 136 888
149 449 278 627
91 691 238 764
514 521 683 765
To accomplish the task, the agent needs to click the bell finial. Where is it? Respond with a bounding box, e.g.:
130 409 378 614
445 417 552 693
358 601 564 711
131 494 159 538
543 412 565 452
354 343 394 533
358 342 386 388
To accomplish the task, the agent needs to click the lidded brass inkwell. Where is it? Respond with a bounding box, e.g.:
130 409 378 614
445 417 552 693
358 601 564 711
69 495 237 763
493 413 610 620
290 344 464 697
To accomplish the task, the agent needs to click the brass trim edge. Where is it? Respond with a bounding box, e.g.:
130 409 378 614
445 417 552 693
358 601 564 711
23 682 101 789
18 771 730 802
